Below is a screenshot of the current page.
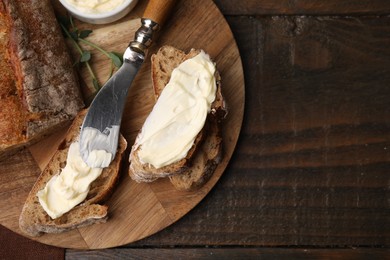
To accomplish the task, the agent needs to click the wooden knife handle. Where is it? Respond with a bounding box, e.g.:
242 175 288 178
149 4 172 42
143 0 177 26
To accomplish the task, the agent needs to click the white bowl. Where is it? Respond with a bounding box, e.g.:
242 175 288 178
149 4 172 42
59 0 138 24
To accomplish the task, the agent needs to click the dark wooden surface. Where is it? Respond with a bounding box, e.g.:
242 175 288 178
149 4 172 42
12 0 390 258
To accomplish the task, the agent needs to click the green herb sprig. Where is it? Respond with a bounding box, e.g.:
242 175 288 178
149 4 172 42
58 15 123 92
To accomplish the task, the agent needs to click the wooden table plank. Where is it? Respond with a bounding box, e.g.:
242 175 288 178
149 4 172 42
66 248 390 259
214 0 390 15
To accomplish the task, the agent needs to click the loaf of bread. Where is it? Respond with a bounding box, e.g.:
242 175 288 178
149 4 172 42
19 109 127 237
129 46 227 190
0 0 84 159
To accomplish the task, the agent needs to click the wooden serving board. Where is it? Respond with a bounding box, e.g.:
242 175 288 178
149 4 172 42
0 0 244 249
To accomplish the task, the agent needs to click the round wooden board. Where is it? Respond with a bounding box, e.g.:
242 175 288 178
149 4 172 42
0 0 244 249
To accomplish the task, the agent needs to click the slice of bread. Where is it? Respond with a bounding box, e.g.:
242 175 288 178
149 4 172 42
19 109 127 237
129 46 227 190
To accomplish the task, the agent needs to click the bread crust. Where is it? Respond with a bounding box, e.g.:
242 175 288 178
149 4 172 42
19 109 127 237
0 0 84 160
169 117 223 191
129 46 227 190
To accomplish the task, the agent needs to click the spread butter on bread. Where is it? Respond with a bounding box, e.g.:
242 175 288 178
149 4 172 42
129 46 227 190
0 0 84 160
19 109 127 237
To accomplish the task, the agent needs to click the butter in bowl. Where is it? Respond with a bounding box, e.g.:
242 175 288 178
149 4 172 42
58 0 138 24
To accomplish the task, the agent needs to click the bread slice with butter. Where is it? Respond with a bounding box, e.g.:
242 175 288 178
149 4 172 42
129 46 226 190
19 109 127 237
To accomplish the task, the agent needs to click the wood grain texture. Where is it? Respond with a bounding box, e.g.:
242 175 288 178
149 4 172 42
68 0 389 256
213 0 390 15
2 0 390 257
66 248 390 260
119 15 390 247
0 0 244 249
0 224 64 260
143 0 177 25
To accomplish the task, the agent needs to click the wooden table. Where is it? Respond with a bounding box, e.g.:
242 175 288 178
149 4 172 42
64 0 390 258
2 0 390 258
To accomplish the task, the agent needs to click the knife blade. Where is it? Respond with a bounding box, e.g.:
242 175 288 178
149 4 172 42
79 0 176 168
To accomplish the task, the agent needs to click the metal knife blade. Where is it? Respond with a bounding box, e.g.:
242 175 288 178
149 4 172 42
79 0 176 168
79 50 143 167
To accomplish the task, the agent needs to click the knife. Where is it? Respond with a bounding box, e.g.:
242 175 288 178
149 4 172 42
79 0 176 168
